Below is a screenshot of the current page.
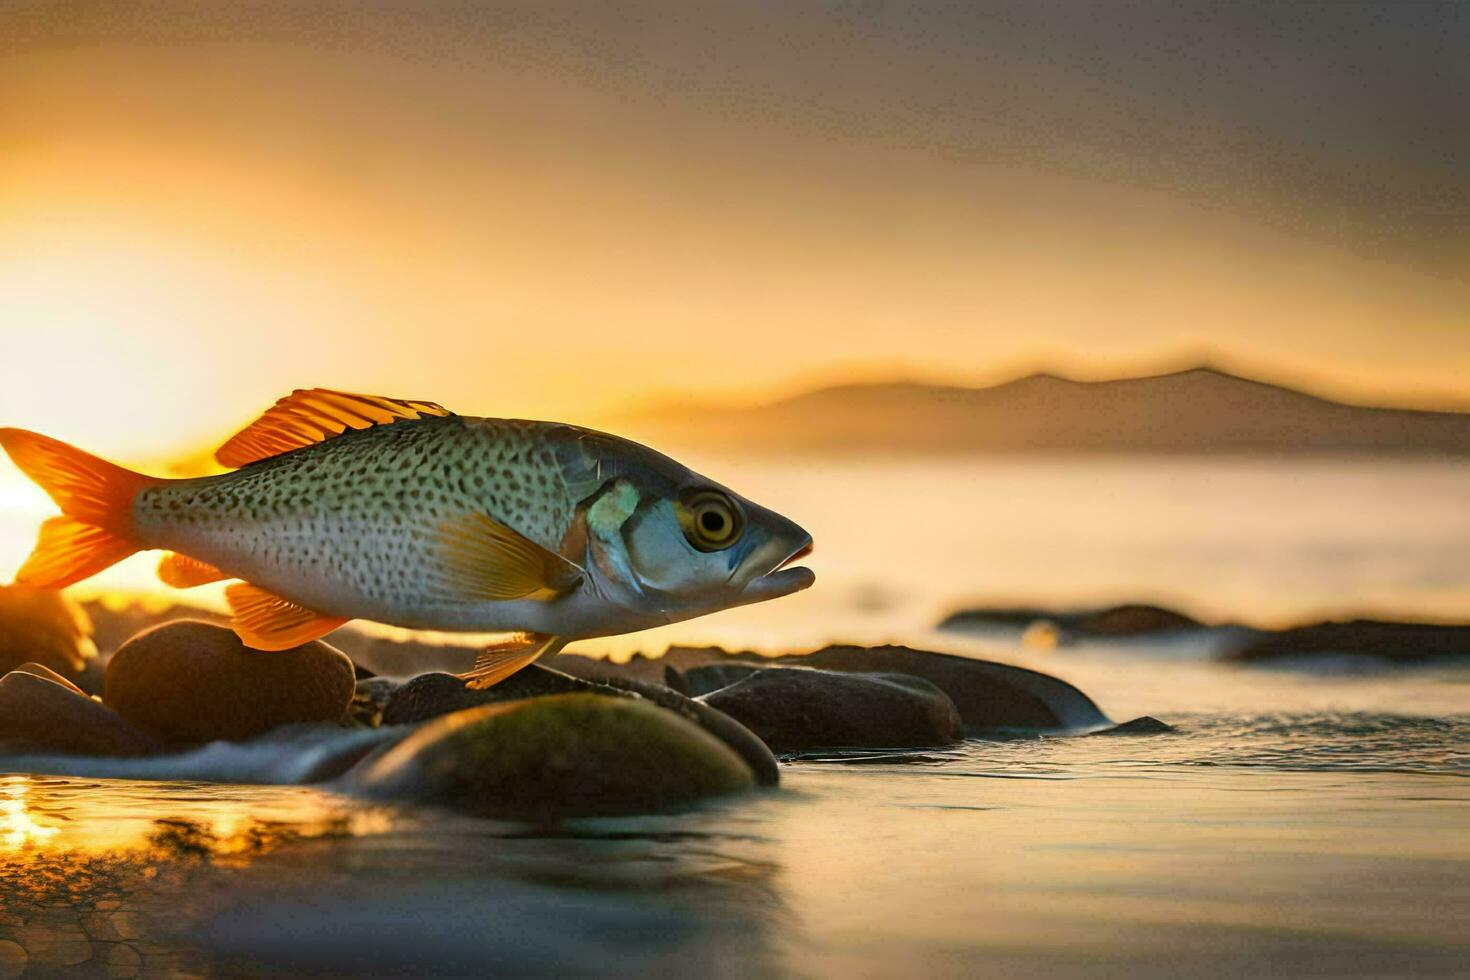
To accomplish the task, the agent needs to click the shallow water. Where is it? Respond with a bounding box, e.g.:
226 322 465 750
2 456 1470 974
2 647 1467 977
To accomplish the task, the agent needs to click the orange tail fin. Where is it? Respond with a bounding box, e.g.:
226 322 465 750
0 429 158 589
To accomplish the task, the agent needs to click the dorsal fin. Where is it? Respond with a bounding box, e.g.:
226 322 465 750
215 388 454 468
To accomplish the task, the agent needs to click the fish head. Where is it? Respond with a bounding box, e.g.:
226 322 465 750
573 440 814 624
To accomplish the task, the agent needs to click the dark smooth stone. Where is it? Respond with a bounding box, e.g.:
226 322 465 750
700 667 963 752
1070 605 1204 636
679 663 764 698
1092 715 1175 735
104 621 356 744
0 669 160 757
582 673 780 786
940 603 1204 638
776 645 1110 732
381 666 612 726
346 676 402 728
1224 619 1470 664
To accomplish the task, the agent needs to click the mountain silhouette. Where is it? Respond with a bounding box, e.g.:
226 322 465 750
620 368 1470 455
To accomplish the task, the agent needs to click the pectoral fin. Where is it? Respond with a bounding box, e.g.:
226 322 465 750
429 512 583 603
226 583 350 651
458 632 564 690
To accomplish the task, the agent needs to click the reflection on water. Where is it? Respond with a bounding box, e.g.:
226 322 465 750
1 457 1469 973
1 666 1468 977
0 779 57 851
0 773 792 977
0 776 384 977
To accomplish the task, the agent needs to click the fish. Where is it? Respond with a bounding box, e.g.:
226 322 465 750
0 388 814 687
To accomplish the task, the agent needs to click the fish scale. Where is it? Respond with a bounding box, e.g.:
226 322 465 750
133 417 582 615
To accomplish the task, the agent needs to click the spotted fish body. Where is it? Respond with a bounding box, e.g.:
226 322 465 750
0 389 814 681
135 418 587 629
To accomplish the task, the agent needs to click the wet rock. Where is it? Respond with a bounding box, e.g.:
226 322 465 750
382 668 779 786
643 645 1112 733
0 584 96 679
352 694 756 818
939 602 1204 638
12 660 86 695
103 621 356 744
0 668 160 757
937 605 1063 631
1224 619 1470 665
582 674 780 786
700 667 963 751
346 676 401 728
381 667 608 726
1070 604 1203 637
679 663 764 697
775 645 1110 732
1092 715 1175 735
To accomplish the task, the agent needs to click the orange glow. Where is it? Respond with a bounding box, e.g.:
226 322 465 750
1 4 1466 630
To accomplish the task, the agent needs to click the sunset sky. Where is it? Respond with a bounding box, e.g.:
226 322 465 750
1 1 1466 462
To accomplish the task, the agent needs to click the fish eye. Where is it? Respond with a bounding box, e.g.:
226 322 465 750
677 489 745 551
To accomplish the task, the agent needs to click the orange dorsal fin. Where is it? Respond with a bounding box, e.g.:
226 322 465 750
458 632 564 690
158 552 231 588
225 582 349 651
215 388 454 468
429 512 583 604
0 428 158 589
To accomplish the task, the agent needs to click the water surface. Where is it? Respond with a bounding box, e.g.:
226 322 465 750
2 456 1468 975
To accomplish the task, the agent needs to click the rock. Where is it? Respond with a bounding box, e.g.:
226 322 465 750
11 661 85 695
0 668 159 757
774 645 1110 732
581 674 780 786
1092 715 1175 735
0 584 96 679
679 663 764 697
1071 604 1203 636
649 644 1112 733
699 667 963 751
1224 619 1470 665
104 621 356 743
382 668 779 786
381 667 607 726
346 676 401 728
937 605 1065 631
352 694 756 818
939 602 1204 638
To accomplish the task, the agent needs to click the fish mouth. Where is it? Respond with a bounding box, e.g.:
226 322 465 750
778 540 813 569
739 535 815 603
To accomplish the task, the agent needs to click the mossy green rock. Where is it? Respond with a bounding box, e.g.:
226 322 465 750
353 694 757 818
